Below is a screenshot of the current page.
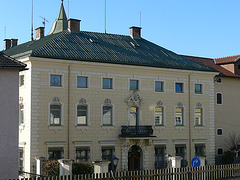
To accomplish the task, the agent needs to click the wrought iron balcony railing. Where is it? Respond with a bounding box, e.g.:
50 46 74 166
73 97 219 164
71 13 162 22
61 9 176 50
119 125 155 138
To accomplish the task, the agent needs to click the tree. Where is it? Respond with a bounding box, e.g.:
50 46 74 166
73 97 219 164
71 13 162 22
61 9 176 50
221 132 240 164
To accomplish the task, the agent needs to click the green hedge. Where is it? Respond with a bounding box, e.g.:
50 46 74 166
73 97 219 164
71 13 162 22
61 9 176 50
72 161 94 175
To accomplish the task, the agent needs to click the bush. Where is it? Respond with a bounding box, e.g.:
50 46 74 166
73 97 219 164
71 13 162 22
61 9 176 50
41 160 60 176
72 161 94 175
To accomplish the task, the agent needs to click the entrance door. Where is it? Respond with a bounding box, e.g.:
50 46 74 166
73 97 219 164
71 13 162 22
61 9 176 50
128 145 142 171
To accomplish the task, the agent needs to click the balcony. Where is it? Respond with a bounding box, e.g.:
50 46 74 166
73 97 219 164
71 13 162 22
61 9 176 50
119 125 155 138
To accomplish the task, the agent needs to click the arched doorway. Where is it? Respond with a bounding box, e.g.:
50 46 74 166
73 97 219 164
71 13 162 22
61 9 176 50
128 145 142 171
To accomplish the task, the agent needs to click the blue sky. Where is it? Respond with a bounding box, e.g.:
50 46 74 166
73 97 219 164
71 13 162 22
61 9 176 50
1 0 240 58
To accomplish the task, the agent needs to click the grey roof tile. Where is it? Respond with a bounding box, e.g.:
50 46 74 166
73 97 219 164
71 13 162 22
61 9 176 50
3 30 214 72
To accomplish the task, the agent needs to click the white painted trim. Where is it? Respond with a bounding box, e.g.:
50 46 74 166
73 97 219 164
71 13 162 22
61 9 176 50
75 102 90 129
101 75 115 90
154 80 165 93
48 101 64 127
216 92 223 105
76 74 90 89
154 105 166 127
101 103 115 128
48 72 65 88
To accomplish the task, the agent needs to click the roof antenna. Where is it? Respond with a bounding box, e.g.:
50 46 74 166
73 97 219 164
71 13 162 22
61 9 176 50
31 0 34 41
105 0 107 33
140 11 142 27
39 16 49 29
68 0 70 18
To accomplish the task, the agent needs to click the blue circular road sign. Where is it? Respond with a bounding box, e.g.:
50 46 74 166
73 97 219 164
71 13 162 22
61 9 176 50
191 157 201 167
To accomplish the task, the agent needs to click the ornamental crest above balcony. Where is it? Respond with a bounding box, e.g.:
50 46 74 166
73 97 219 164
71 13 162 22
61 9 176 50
125 91 143 107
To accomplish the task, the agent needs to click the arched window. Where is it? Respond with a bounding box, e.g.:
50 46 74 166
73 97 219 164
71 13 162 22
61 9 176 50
175 106 184 126
155 106 164 126
195 108 203 126
77 105 88 126
50 104 61 126
102 99 113 126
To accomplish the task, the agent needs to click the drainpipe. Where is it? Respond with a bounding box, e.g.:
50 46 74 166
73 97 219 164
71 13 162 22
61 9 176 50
188 74 192 163
67 64 71 158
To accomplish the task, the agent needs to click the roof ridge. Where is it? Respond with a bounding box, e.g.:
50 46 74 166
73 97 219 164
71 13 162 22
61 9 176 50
215 54 240 60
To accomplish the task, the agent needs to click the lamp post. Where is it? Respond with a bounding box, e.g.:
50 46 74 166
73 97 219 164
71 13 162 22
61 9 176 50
112 156 119 171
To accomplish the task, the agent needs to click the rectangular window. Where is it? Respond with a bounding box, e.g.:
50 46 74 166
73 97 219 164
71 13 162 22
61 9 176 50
175 107 183 126
155 145 167 169
130 80 139 90
50 75 62 87
19 148 24 174
102 146 114 161
175 83 183 93
48 147 64 160
195 108 202 126
102 146 115 171
155 107 163 126
77 105 87 125
195 84 202 94
102 106 112 126
217 93 222 104
77 76 88 88
155 81 164 92
50 105 61 126
19 75 24 87
175 144 187 167
195 144 206 157
76 147 90 162
103 78 112 89
19 104 24 125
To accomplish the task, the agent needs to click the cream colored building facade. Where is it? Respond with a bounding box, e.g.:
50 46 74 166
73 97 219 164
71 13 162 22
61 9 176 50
184 55 240 163
17 56 217 173
4 2 217 174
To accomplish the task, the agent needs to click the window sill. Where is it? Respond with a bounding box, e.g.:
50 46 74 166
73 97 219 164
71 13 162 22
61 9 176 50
175 125 185 130
49 125 63 131
101 125 114 131
76 125 89 131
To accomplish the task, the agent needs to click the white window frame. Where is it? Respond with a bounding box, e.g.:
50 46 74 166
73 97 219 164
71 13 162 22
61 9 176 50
19 75 25 87
217 128 223 136
49 73 64 88
75 102 90 127
154 105 165 126
77 76 89 89
101 104 115 127
75 146 90 162
47 145 64 160
175 82 184 93
129 78 141 91
154 81 164 93
194 107 204 126
174 105 185 127
48 100 64 128
102 77 114 90
216 92 223 105
194 83 203 95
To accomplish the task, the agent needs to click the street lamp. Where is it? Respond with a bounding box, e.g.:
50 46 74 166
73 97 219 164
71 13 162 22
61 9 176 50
112 156 119 171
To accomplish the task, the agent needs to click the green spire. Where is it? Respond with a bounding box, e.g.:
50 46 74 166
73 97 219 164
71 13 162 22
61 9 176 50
48 1 68 35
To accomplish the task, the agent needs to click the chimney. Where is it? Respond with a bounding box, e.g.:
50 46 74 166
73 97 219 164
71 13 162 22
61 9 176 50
35 27 45 40
11 39 18 47
4 39 11 50
130 26 142 39
68 19 81 32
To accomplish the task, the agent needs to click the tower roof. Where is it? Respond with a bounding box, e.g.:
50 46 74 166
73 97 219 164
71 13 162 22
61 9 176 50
48 1 68 35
